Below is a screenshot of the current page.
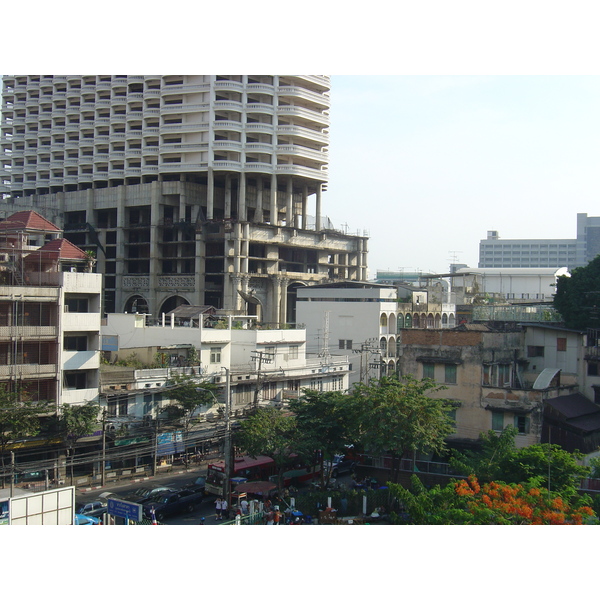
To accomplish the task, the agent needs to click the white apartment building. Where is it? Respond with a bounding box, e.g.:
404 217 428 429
478 214 600 269
296 282 400 386
0 210 102 410
1 75 368 322
100 311 350 417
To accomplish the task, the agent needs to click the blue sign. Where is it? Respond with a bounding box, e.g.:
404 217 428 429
107 498 143 522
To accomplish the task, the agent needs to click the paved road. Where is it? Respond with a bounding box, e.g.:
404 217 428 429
76 466 352 525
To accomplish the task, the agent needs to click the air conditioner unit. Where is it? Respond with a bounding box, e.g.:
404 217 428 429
0 253 10 263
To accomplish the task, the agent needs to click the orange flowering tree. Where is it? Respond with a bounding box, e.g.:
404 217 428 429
389 475 597 525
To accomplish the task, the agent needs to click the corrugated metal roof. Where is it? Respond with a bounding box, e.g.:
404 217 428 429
545 393 600 420
533 368 561 389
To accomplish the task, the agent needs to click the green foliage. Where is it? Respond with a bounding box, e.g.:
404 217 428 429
388 475 597 525
114 352 146 369
588 456 600 478
450 426 520 482
388 475 475 525
0 385 48 455
59 403 101 445
186 346 200 366
350 375 455 481
553 255 600 329
290 389 358 484
451 426 590 491
235 407 299 492
163 375 217 418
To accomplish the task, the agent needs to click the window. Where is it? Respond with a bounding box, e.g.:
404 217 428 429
445 364 457 384
588 362 599 377
332 375 343 391
492 411 504 431
63 335 88 351
64 371 87 390
210 347 221 363
557 338 567 352
527 346 544 358
514 415 530 434
422 363 435 380
338 340 352 350
288 345 299 360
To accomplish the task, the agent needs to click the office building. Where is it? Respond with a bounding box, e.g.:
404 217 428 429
478 213 600 269
1 75 368 322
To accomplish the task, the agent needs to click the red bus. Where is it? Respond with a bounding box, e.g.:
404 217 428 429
205 455 321 496
205 455 275 496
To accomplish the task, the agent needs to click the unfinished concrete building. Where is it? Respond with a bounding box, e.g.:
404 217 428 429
1 75 368 322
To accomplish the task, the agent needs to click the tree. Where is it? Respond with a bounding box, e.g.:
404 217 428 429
235 407 299 494
0 385 49 488
389 474 597 525
58 403 101 485
450 426 522 483
350 375 455 483
163 375 217 421
162 375 217 469
553 255 600 329
451 426 590 491
290 389 358 487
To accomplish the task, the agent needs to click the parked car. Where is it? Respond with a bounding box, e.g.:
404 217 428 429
183 476 206 496
74 513 100 525
75 499 108 518
325 454 356 478
122 486 179 504
143 489 204 521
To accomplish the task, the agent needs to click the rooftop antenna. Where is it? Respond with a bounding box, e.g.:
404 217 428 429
318 311 331 361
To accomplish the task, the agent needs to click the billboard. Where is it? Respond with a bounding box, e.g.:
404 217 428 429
7 487 76 525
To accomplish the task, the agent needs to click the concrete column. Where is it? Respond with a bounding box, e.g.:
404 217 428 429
280 277 289 325
270 174 277 225
255 177 264 223
315 184 322 232
238 172 246 222
301 185 308 230
207 167 214 220
286 177 293 227
149 181 161 314
224 174 232 219
269 275 281 323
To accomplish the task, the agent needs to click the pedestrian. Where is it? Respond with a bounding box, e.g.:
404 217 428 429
241 498 249 515
215 497 223 520
273 508 281 525
221 497 228 520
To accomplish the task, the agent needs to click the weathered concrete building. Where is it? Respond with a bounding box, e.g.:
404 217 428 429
396 326 578 450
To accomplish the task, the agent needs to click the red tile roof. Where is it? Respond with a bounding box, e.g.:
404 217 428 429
25 238 88 261
0 210 62 232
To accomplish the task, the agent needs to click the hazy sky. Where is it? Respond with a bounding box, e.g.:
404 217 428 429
323 75 600 277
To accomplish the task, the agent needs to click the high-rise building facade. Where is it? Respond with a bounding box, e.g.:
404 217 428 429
478 214 600 270
1 75 368 321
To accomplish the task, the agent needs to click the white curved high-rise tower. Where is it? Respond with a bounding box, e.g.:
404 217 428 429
1 75 368 321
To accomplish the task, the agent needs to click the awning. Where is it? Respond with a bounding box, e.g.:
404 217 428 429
533 368 561 390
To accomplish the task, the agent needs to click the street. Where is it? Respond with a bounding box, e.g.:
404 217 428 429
76 465 353 525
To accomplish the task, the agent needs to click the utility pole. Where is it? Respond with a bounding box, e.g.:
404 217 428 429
251 350 274 408
223 368 232 508
101 410 106 486
10 451 14 498
152 417 159 477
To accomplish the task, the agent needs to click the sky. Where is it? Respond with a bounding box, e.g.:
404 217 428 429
325 75 600 277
